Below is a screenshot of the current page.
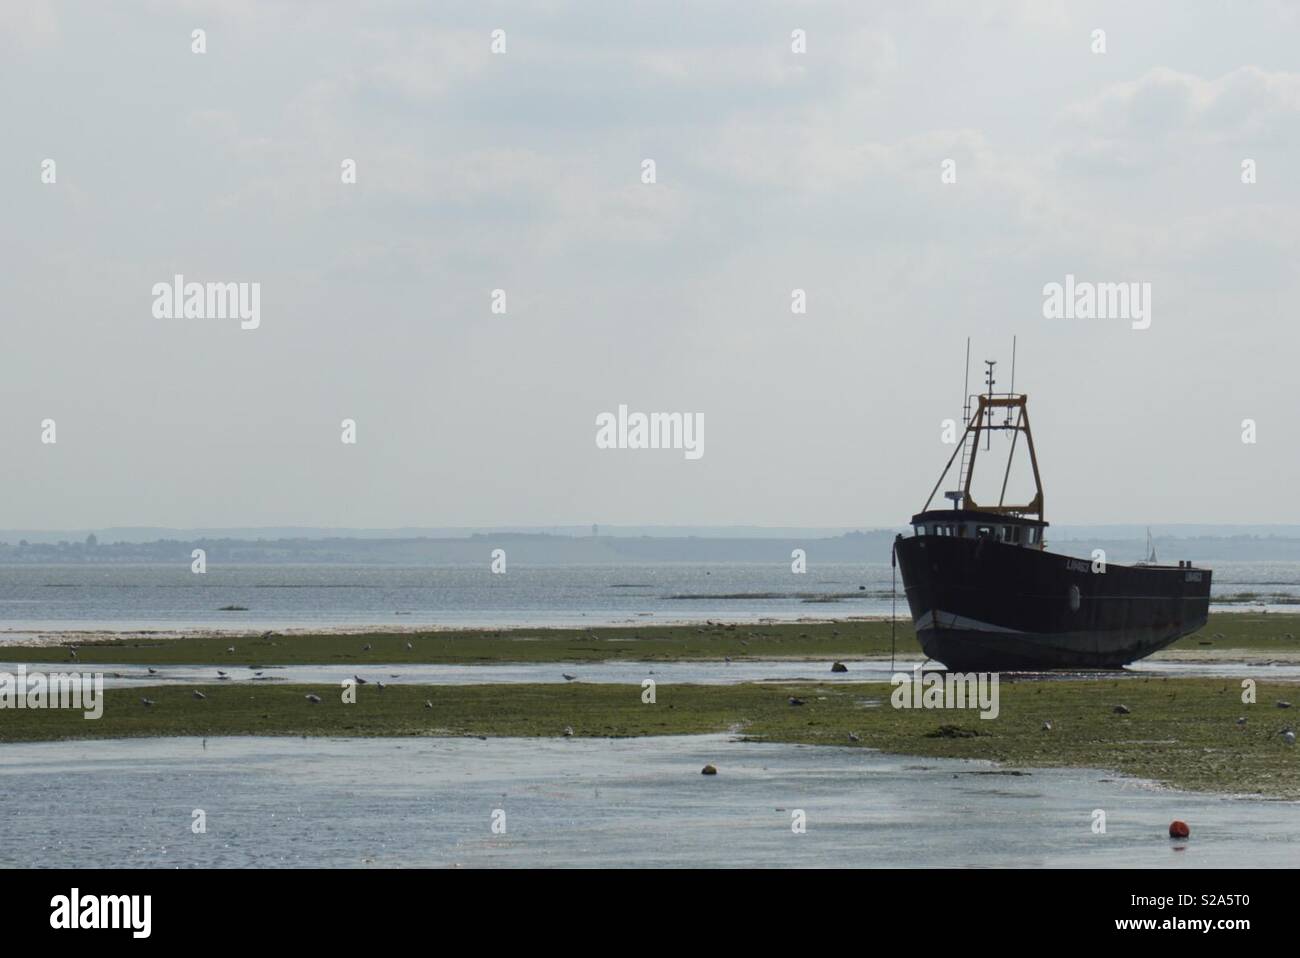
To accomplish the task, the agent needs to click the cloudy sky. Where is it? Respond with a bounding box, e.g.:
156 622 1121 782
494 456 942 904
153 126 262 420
2 0 1297 530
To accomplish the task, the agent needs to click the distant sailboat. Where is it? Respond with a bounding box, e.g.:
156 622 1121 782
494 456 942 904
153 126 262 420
1140 527 1159 566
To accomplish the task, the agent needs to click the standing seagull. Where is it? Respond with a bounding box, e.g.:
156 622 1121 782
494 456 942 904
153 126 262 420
141 697 155 707
192 690 206 700
305 694 322 704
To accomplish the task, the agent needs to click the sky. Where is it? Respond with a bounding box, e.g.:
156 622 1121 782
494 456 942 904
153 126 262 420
2 0 1298 530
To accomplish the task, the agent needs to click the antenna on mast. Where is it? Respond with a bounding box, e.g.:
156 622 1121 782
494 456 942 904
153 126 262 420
946 339 972 510
1005 336 1017 425
962 337 971 423
983 360 997 450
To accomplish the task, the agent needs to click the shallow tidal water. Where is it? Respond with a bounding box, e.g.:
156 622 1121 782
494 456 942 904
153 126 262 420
0 735 1294 868
7 656 1300 691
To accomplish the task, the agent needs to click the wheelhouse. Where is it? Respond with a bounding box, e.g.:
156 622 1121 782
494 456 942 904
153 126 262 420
909 509 1047 550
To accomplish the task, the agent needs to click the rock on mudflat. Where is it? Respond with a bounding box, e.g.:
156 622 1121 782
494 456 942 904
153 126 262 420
831 662 848 673
701 764 718 775
1113 704 1131 715
1277 701 1293 709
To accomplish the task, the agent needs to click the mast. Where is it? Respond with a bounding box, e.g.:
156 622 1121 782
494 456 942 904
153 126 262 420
922 341 1045 525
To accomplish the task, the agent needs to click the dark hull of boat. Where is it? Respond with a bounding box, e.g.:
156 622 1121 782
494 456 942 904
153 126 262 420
895 535 1212 670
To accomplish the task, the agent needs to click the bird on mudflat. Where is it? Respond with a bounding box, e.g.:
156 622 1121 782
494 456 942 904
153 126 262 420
562 673 577 682
141 698 155 707
305 694 321 704
217 670 227 676
362 643 372 652
405 641 413 651
192 690 206 700
353 675 368 685
147 668 158 675
376 681 386 693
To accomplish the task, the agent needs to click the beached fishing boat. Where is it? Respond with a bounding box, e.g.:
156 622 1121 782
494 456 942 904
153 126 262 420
894 353 1212 670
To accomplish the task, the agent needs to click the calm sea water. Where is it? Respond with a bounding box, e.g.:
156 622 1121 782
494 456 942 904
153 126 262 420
3 735 1297 868
0 561 1297 634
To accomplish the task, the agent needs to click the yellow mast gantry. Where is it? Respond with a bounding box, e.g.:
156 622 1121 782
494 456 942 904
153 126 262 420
922 393 1045 522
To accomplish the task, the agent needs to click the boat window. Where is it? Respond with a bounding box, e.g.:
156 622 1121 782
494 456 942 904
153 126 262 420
914 525 925 536
1026 527 1039 545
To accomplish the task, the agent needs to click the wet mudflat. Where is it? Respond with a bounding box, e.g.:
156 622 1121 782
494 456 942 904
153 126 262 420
11 655 1300 690
0 734 1294 868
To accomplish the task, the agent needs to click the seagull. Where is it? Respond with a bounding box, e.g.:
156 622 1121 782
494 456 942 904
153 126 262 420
1112 704 1131 715
376 682 386 693
227 646 235 653
848 732 860 742
362 643 372 652
141 697 155 707
563 726 574 737
353 675 368 685
147 668 158 675
1042 721 1053 731
260 631 274 640
1236 717 1247 728
216 670 227 677
192 690 206 700
69 649 78 660
1284 731 1297 746
562 673 577 681
405 641 413 651
305 694 321 704
789 697 806 706
424 700 433 709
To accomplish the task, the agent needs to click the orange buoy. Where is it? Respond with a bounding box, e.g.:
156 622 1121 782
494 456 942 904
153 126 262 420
1168 820 1190 838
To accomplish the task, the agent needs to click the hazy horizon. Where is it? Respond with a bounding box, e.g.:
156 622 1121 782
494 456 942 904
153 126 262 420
4 1 1298 529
